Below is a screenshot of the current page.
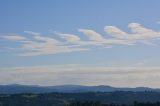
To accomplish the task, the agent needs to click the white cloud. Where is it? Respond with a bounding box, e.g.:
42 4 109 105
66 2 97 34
2 22 160 56
79 29 105 41
17 47 88 56
56 32 81 43
104 26 128 39
104 23 160 45
16 36 88 56
1 65 160 87
24 31 41 35
34 36 61 44
0 35 27 41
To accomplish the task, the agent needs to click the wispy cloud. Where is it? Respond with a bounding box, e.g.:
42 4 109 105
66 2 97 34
1 22 160 56
56 32 81 43
17 36 88 56
78 29 104 41
0 35 27 41
24 31 41 36
1 65 160 87
104 23 160 44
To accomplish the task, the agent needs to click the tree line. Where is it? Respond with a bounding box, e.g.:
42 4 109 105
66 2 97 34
67 101 160 106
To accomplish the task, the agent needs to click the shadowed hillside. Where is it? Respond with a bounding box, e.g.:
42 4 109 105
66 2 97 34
1 92 160 106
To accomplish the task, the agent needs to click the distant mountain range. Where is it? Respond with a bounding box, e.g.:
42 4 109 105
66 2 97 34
0 84 160 94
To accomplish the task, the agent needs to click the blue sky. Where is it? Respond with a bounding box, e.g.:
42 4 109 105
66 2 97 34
1 0 160 87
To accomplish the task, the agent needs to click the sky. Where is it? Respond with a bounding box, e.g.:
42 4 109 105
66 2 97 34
1 0 160 87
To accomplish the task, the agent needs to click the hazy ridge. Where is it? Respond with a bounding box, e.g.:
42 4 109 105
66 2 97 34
0 84 160 94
